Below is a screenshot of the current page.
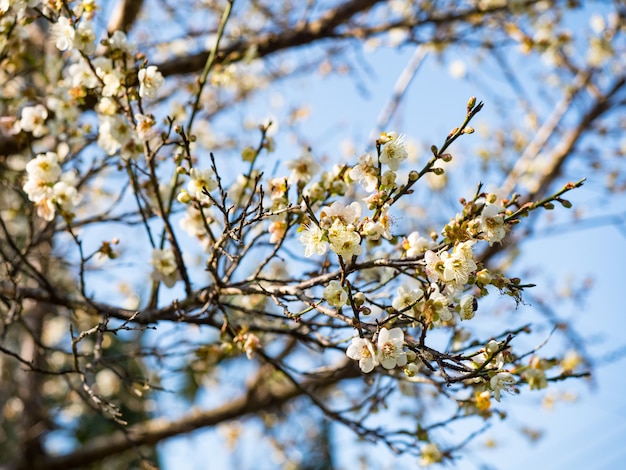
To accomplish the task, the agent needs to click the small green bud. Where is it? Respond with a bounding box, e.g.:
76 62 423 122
430 144 438 156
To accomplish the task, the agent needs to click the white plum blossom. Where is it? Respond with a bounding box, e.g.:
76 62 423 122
18 104 48 137
403 231 430 257
23 152 80 221
319 201 362 227
490 371 516 402
97 115 135 156
52 180 81 213
108 30 136 53
349 153 378 192
187 168 217 203
418 443 443 467
150 248 180 288
51 16 75 51
73 21 96 54
377 327 407 369
134 113 156 140
379 132 408 171
459 294 476 320
138 66 165 99
100 69 124 97
300 223 328 257
424 250 445 282
25 152 61 183
477 340 506 369
323 280 347 308
328 220 362 258
179 206 214 251
480 203 506 245
392 285 424 312
268 219 287 244
286 150 320 185
442 240 477 286
68 59 99 89
346 336 378 373
362 219 391 242
426 283 453 322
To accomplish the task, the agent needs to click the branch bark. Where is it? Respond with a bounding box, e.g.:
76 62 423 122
32 361 360 470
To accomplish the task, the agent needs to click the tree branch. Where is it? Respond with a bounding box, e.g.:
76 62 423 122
33 360 360 470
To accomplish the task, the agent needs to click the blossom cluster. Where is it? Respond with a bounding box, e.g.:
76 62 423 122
22 150 80 221
346 328 407 373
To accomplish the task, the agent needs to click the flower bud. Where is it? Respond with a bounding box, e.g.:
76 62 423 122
467 96 477 111
177 190 191 204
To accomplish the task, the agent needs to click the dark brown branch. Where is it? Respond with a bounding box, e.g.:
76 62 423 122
34 360 360 470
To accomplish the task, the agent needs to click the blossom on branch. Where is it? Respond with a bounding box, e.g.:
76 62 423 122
490 372 516 402
300 223 328 257
377 327 407 369
346 336 378 373
138 66 165 99
479 202 506 245
323 280 347 308
149 248 180 288
379 132 408 171
187 168 217 204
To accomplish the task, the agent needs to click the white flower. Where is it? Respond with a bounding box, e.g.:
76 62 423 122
268 219 287 244
392 285 424 312
377 327 407 369
98 115 135 156
403 231 430 257
479 340 506 369
362 219 391 241
300 224 328 257
73 21 96 54
424 250 444 282
108 30 136 53
419 443 443 467
52 180 80 213
19 104 48 137
480 203 506 245
101 70 124 98
328 221 362 258
442 241 477 285
25 152 61 183
490 372 516 402
138 66 165 99
346 336 378 373
187 168 217 203
379 132 408 171
68 59 99 89
285 150 320 185
323 280 347 308
459 294 476 320
349 153 378 192
319 201 362 227
150 248 180 288
51 16 75 51
134 113 156 140
427 283 452 322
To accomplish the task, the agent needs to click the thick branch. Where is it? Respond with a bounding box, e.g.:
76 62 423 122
157 0 382 77
34 361 360 470
106 0 145 33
